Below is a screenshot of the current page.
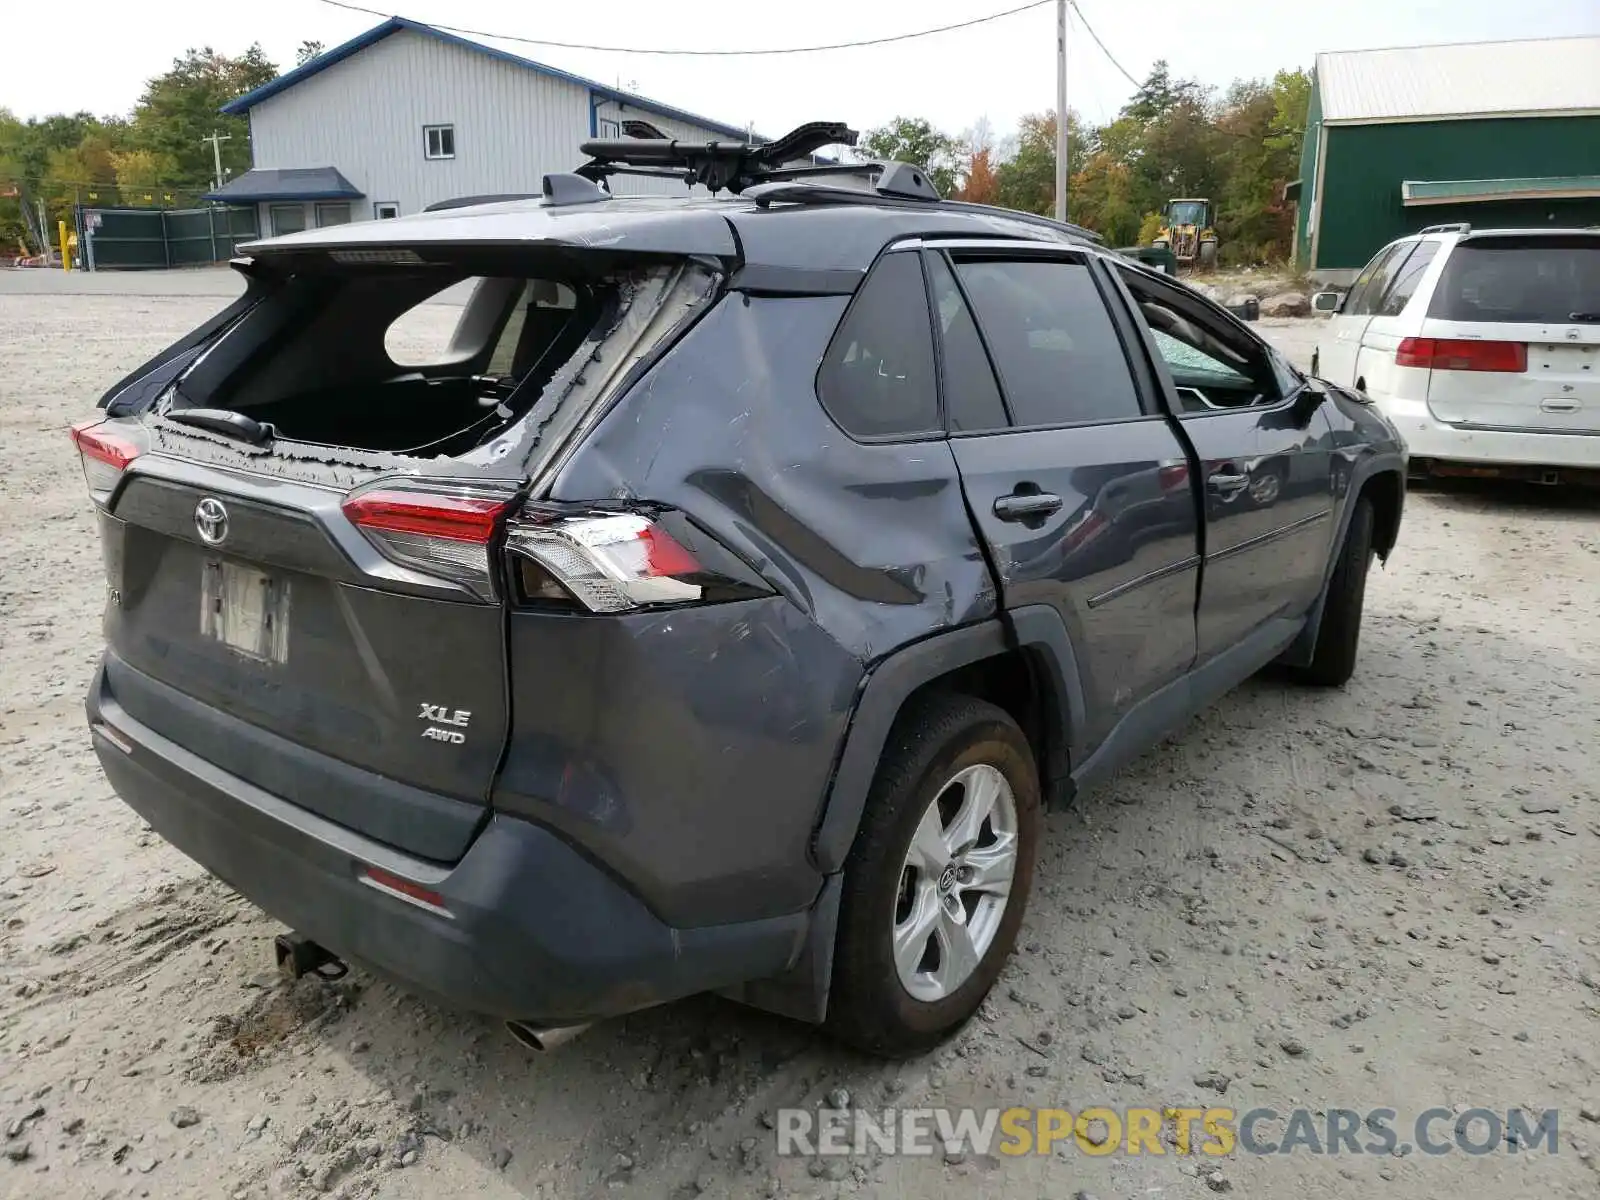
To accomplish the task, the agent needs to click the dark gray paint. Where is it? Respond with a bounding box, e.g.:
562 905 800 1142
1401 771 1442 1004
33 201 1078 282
950 420 1200 746
492 596 862 927
552 292 1000 663
103 464 509 862
1177 401 1337 659
90 668 804 1025
84 193 1410 1031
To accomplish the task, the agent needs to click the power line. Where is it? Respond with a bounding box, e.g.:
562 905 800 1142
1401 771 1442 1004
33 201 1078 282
1066 0 1270 143
1066 0 1142 89
313 0 1053 56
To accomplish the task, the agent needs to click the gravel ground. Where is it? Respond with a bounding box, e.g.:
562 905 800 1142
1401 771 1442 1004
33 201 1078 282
4 270 1600 1200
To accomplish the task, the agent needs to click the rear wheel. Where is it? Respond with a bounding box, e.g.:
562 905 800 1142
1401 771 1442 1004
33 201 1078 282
1199 240 1218 270
1291 496 1374 687
825 694 1039 1058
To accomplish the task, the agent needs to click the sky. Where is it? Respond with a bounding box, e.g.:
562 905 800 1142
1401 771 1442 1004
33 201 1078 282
5 0 1597 137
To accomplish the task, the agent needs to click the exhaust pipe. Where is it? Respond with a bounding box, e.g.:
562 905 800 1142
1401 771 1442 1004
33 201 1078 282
505 1019 591 1052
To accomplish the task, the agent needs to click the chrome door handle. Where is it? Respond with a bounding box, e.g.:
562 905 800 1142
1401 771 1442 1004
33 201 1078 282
993 491 1063 521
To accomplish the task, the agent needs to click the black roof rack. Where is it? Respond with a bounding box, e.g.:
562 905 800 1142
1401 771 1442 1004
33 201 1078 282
576 120 860 194
1419 222 1471 235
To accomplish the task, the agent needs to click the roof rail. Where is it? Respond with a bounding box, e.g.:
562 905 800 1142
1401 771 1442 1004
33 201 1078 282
424 193 541 212
743 182 1102 244
1419 222 1471 234
422 174 610 213
936 200 1104 244
576 120 859 194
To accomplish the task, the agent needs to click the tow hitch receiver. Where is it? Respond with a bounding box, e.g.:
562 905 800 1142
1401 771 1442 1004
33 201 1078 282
274 932 348 981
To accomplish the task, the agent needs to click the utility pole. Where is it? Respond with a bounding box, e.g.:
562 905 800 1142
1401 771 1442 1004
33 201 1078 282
201 131 232 191
1054 0 1068 222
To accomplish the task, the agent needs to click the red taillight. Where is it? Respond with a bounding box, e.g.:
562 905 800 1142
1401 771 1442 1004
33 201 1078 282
70 419 142 503
506 513 709 613
360 865 449 914
1396 337 1527 373
341 490 508 543
640 524 701 577
342 486 514 599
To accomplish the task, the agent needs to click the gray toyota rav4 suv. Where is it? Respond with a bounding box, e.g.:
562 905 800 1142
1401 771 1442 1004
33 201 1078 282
77 126 1404 1057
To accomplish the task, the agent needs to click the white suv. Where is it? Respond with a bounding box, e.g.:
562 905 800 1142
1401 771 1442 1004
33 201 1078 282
1311 226 1599 483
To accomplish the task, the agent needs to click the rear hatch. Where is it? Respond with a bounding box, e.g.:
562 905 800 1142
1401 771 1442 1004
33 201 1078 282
1417 233 1600 434
81 232 722 862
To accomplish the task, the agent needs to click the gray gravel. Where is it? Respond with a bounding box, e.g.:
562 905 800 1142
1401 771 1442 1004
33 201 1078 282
3 271 1599 1199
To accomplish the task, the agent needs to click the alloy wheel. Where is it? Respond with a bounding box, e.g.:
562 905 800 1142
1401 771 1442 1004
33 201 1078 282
891 763 1019 1002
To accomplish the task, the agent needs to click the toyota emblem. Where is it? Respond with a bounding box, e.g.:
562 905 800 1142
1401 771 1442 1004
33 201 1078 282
194 497 229 546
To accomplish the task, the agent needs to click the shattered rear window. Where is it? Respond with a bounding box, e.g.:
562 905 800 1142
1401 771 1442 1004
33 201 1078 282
146 258 718 486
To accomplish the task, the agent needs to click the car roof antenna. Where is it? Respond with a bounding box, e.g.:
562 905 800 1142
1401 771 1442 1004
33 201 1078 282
874 161 940 202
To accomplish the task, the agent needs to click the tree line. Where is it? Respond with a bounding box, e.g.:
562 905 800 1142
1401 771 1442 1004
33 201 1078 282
0 42 322 252
864 61 1311 264
5 47 1307 265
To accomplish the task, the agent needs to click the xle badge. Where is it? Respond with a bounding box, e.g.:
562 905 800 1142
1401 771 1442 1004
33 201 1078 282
419 703 471 745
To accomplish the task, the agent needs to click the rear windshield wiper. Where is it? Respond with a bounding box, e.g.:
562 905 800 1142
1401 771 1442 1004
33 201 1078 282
1570 312 1600 323
163 407 274 445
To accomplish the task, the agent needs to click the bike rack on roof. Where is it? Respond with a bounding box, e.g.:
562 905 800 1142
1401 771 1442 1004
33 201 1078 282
575 120 862 195
422 119 1107 245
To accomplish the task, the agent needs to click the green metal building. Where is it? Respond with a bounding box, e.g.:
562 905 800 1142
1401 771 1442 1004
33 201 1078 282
1292 35 1600 280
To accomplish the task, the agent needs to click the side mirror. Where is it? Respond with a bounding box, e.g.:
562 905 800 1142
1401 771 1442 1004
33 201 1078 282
1311 291 1344 314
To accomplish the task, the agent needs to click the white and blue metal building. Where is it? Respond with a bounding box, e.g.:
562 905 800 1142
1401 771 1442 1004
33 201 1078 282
207 17 757 236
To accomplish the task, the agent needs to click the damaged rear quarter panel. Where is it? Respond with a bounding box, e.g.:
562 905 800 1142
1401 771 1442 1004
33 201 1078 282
549 292 999 663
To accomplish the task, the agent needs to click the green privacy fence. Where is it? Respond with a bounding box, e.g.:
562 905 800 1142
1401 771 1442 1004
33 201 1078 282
76 205 259 270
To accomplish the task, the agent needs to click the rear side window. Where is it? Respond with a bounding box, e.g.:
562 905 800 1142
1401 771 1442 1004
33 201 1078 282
1428 236 1600 323
925 253 1009 432
1344 242 1412 316
955 258 1141 426
1376 239 1440 316
817 252 939 439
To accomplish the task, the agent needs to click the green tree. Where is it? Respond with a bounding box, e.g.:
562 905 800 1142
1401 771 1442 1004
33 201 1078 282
295 41 326 66
111 148 182 200
993 111 1088 217
861 116 961 198
131 45 276 185
1123 60 1205 123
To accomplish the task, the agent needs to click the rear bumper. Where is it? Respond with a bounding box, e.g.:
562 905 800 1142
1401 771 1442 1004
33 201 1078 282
87 664 809 1024
1376 395 1600 473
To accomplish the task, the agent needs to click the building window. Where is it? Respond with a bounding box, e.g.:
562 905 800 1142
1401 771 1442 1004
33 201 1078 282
424 125 456 159
315 202 351 227
374 202 399 219
597 118 621 138
269 203 306 237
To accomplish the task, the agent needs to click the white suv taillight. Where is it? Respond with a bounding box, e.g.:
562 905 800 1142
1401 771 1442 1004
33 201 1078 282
342 486 513 599
70 419 142 505
506 513 710 613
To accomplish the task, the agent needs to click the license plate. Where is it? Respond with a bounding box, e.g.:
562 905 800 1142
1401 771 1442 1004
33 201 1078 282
200 560 290 663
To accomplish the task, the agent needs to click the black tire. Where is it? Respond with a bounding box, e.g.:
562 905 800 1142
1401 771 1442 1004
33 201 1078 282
1291 496 1375 687
825 694 1040 1058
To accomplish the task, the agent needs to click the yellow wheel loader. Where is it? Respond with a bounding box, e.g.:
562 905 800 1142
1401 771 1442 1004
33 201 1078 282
1150 198 1218 272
